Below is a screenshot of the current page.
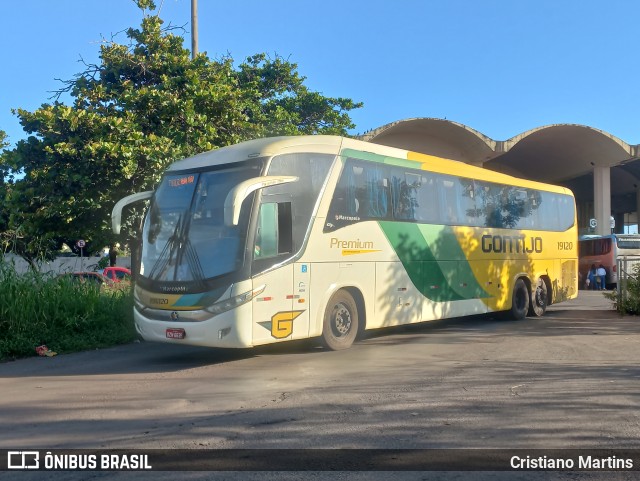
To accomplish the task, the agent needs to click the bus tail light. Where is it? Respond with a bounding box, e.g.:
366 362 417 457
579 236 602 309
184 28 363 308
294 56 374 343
613 265 617 272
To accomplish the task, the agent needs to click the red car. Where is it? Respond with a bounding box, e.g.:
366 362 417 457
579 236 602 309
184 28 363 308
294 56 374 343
101 266 132 283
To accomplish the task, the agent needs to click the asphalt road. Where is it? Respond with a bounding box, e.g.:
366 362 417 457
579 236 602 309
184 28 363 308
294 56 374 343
1 290 639 480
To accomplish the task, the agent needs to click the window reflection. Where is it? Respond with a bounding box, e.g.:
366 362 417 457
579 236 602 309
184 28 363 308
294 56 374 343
326 158 575 233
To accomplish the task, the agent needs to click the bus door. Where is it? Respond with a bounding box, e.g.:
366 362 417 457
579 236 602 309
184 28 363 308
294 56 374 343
250 200 304 345
251 261 310 344
252 264 294 345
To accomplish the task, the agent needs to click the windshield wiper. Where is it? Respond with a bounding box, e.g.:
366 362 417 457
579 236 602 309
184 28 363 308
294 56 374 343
148 214 183 280
180 238 206 286
147 213 207 286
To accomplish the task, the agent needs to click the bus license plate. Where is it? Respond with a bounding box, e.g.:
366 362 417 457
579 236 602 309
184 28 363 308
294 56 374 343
166 328 186 339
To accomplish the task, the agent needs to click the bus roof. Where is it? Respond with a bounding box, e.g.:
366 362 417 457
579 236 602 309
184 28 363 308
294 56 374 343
168 136 344 171
168 135 574 197
580 234 640 240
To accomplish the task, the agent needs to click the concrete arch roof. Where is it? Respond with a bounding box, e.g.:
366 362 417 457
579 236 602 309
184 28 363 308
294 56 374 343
364 118 640 184
362 118 496 166
493 123 636 182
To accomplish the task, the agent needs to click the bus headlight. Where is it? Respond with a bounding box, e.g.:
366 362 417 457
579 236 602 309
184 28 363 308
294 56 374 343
205 285 266 316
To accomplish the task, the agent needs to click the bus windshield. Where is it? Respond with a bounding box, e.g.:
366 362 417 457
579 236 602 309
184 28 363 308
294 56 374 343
616 236 640 250
140 160 264 283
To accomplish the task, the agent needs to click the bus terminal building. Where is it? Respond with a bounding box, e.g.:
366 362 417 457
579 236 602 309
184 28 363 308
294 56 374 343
362 118 640 236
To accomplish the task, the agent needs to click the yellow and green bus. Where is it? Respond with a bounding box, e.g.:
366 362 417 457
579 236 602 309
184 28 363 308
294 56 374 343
112 135 578 350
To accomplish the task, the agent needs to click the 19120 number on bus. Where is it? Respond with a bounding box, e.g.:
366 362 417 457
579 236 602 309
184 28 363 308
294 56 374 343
558 241 573 250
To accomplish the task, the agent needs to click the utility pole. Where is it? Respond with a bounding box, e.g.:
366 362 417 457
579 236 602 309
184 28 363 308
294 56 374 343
191 0 198 59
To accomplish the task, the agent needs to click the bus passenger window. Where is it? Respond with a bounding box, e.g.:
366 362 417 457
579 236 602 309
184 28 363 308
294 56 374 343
332 164 358 216
255 203 278 259
277 202 293 254
459 180 478 226
415 175 439 223
254 202 293 260
365 167 389 218
330 160 389 220
391 173 419 221
438 178 459 224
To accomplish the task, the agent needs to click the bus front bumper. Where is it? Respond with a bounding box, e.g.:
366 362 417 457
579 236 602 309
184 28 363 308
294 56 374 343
133 302 253 348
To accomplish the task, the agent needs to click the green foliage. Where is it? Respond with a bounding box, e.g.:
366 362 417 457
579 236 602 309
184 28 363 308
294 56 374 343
1 2 361 259
0 130 10 236
605 263 640 314
0 260 135 361
97 255 110 270
135 0 156 10
0 228 60 269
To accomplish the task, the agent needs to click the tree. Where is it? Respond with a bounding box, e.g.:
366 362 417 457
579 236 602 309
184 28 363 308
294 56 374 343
1 131 60 266
3 0 362 262
0 129 10 239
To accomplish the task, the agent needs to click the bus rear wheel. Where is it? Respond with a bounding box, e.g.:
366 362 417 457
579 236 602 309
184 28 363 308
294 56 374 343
510 279 529 320
528 278 548 317
321 290 359 351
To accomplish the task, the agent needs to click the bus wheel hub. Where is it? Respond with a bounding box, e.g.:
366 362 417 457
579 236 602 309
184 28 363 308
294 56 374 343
334 304 351 335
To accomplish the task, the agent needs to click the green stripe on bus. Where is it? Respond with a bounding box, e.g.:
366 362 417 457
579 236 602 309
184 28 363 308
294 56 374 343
379 222 489 302
340 148 421 169
416 224 490 299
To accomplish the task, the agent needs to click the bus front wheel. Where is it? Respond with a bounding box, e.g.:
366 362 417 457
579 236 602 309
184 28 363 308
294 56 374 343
528 278 548 317
321 290 359 351
510 279 529 320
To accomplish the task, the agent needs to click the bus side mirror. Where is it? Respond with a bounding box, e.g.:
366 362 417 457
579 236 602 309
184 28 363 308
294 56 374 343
112 191 154 234
224 176 298 226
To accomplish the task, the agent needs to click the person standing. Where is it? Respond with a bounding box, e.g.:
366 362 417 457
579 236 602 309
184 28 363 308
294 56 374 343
588 264 598 290
596 264 607 290
109 244 118 267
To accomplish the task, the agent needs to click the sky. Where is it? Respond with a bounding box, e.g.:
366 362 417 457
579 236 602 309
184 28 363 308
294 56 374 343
2 0 640 149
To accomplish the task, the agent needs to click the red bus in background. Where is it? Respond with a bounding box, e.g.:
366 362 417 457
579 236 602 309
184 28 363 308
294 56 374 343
578 234 640 289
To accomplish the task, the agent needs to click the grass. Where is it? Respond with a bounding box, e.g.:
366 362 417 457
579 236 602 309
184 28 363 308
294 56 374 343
0 259 136 361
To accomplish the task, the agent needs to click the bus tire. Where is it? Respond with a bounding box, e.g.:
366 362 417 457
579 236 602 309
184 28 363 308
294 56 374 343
528 278 548 317
321 290 359 351
510 279 529 320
